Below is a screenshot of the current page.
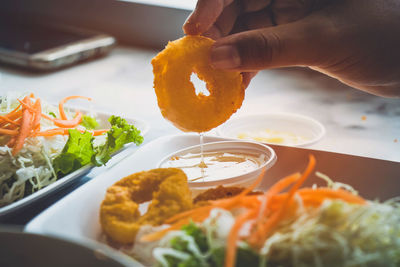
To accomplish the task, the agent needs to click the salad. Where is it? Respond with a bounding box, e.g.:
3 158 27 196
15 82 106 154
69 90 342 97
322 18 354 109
0 92 143 207
126 156 400 267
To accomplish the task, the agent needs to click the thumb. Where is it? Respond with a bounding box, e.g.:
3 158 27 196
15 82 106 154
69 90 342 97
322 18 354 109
210 13 338 71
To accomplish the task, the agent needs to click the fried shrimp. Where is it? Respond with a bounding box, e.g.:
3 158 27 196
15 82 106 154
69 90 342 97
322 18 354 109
152 35 245 133
100 168 192 245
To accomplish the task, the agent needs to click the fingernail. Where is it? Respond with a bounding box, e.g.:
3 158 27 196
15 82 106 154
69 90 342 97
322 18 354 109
210 45 241 69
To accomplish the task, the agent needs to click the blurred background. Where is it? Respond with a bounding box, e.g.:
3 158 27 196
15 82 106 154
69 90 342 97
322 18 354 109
0 0 196 49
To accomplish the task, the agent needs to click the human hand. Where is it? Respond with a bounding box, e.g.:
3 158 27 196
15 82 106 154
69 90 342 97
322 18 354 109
183 0 400 97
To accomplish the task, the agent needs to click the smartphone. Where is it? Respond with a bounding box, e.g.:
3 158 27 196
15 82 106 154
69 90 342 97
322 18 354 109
0 22 116 71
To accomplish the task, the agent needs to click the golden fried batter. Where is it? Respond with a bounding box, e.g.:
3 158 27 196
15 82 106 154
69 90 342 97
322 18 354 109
152 35 244 133
100 168 192 245
193 185 262 205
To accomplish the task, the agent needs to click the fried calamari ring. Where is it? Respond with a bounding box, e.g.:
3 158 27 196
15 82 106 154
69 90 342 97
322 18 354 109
100 168 192 245
152 35 245 133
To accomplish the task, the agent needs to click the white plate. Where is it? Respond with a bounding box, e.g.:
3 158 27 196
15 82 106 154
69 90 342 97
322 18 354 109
0 110 149 218
217 113 325 147
24 134 260 263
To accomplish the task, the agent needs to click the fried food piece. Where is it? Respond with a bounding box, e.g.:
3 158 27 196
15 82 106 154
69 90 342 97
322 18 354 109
193 185 262 204
152 35 245 133
100 168 192 245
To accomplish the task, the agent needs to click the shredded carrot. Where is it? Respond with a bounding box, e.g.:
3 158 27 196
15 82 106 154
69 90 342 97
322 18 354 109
225 209 257 267
0 129 19 135
294 188 365 204
34 128 69 136
0 108 22 127
35 128 109 137
32 98 42 132
53 111 83 128
247 172 301 246
259 172 302 217
89 129 109 136
3 104 21 118
142 154 370 267
1 94 109 153
149 170 268 242
256 155 316 242
59 95 91 120
7 137 16 147
0 115 20 126
12 96 34 155
165 205 213 224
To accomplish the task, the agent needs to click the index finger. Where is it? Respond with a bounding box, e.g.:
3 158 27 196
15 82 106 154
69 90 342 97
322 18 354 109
183 0 234 35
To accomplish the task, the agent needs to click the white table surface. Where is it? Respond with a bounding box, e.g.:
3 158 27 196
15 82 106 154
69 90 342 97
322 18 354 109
1 45 399 163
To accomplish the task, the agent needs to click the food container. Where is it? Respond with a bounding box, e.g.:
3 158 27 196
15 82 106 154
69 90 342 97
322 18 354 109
158 140 277 195
217 113 325 147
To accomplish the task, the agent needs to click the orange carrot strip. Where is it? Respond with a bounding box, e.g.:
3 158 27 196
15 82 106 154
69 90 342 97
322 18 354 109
17 99 36 113
12 97 34 156
165 205 213 224
247 173 301 246
91 129 109 136
225 209 257 267
262 188 366 212
255 155 316 244
17 98 73 127
3 118 22 130
34 128 69 136
53 111 83 128
31 98 42 132
0 115 20 126
269 188 364 204
297 188 366 204
0 109 22 127
7 137 16 147
35 128 109 137
167 170 267 225
59 95 91 120
0 129 18 135
259 173 302 216
4 103 21 118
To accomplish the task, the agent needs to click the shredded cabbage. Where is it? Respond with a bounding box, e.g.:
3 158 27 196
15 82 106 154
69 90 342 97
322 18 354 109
259 199 400 267
140 180 400 267
0 93 68 206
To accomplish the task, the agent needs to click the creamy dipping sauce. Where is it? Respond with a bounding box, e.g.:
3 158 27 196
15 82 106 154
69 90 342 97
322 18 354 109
237 129 309 145
160 151 265 182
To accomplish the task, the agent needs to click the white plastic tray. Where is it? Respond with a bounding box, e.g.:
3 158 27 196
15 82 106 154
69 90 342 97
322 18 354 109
24 133 400 266
24 135 231 247
0 110 149 218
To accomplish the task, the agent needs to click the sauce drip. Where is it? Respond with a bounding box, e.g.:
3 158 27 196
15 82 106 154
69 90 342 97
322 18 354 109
199 133 206 181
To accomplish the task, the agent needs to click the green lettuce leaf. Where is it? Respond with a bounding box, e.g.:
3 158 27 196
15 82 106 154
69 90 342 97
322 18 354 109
161 222 260 267
53 129 94 175
80 115 99 129
92 115 143 166
53 115 143 175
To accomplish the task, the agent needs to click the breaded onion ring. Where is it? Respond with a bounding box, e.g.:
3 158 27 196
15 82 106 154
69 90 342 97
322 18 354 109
152 35 245 132
100 168 192 245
